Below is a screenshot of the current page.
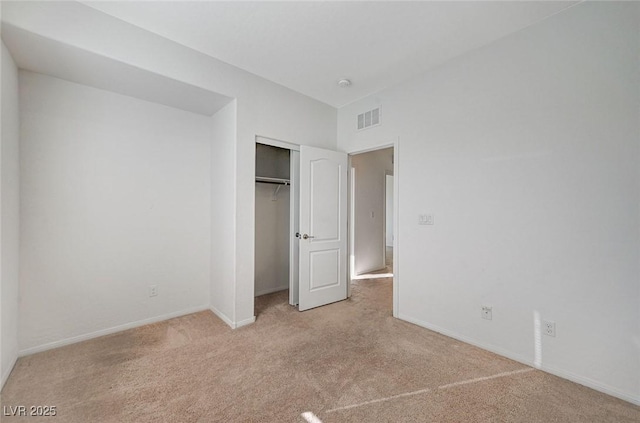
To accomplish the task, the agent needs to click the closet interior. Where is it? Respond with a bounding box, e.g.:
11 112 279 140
255 143 291 298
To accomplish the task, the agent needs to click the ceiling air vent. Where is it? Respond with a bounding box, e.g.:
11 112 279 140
357 107 381 131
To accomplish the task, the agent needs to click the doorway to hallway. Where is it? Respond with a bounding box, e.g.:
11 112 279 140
349 146 394 286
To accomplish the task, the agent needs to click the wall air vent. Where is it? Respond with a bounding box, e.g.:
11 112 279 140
357 107 381 131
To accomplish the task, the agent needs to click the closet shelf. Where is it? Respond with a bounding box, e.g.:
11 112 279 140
255 176 290 185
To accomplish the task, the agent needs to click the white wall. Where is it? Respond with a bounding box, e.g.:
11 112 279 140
255 183 290 296
385 175 394 248
19 71 212 353
351 148 393 275
4 1 337 329
1 40 20 388
338 2 639 404
210 100 236 326
235 94 335 326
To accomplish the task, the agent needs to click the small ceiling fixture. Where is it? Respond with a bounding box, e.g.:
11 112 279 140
337 79 351 88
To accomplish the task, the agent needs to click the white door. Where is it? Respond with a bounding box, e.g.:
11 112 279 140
298 145 348 311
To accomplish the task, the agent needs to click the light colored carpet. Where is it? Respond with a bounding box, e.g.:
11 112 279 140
1 278 638 422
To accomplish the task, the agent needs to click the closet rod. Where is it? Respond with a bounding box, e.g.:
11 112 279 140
255 176 290 185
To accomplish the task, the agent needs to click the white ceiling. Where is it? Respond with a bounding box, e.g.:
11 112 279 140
1 23 232 116
82 1 578 107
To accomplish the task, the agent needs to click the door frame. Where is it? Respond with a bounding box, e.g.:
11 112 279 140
347 137 399 318
384 171 394 268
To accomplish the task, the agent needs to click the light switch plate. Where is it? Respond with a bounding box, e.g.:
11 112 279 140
419 214 434 225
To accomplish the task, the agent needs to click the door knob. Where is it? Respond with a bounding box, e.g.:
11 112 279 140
302 234 315 240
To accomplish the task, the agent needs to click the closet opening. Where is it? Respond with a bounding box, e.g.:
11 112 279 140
254 136 350 316
254 140 300 317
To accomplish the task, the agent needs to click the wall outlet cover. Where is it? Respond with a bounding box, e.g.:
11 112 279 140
543 320 556 337
481 305 492 320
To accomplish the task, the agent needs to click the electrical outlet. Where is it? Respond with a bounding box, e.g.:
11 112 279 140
149 285 158 297
481 305 492 320
543 320 556 337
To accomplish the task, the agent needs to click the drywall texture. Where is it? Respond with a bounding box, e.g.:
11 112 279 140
19 71 212 352
2 1 338 327
1 40 20 388
210 100 236 325
255 183 290 297
351 148 393 275
338 2 639 403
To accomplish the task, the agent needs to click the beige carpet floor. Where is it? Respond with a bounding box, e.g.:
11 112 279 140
1 277 638 422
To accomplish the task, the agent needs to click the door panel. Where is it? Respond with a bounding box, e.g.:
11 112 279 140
310 249 340 290
299 145 347 311
310 159 340 240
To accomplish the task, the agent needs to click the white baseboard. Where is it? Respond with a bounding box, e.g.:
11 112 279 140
255 285 288 297
210 305 235 329
236 316 256 328
356 265 387 276
1 354 18 390
19 305 210 357
540 363 640 406
210 305 256 329
398 313 531 368
397 313 640 406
